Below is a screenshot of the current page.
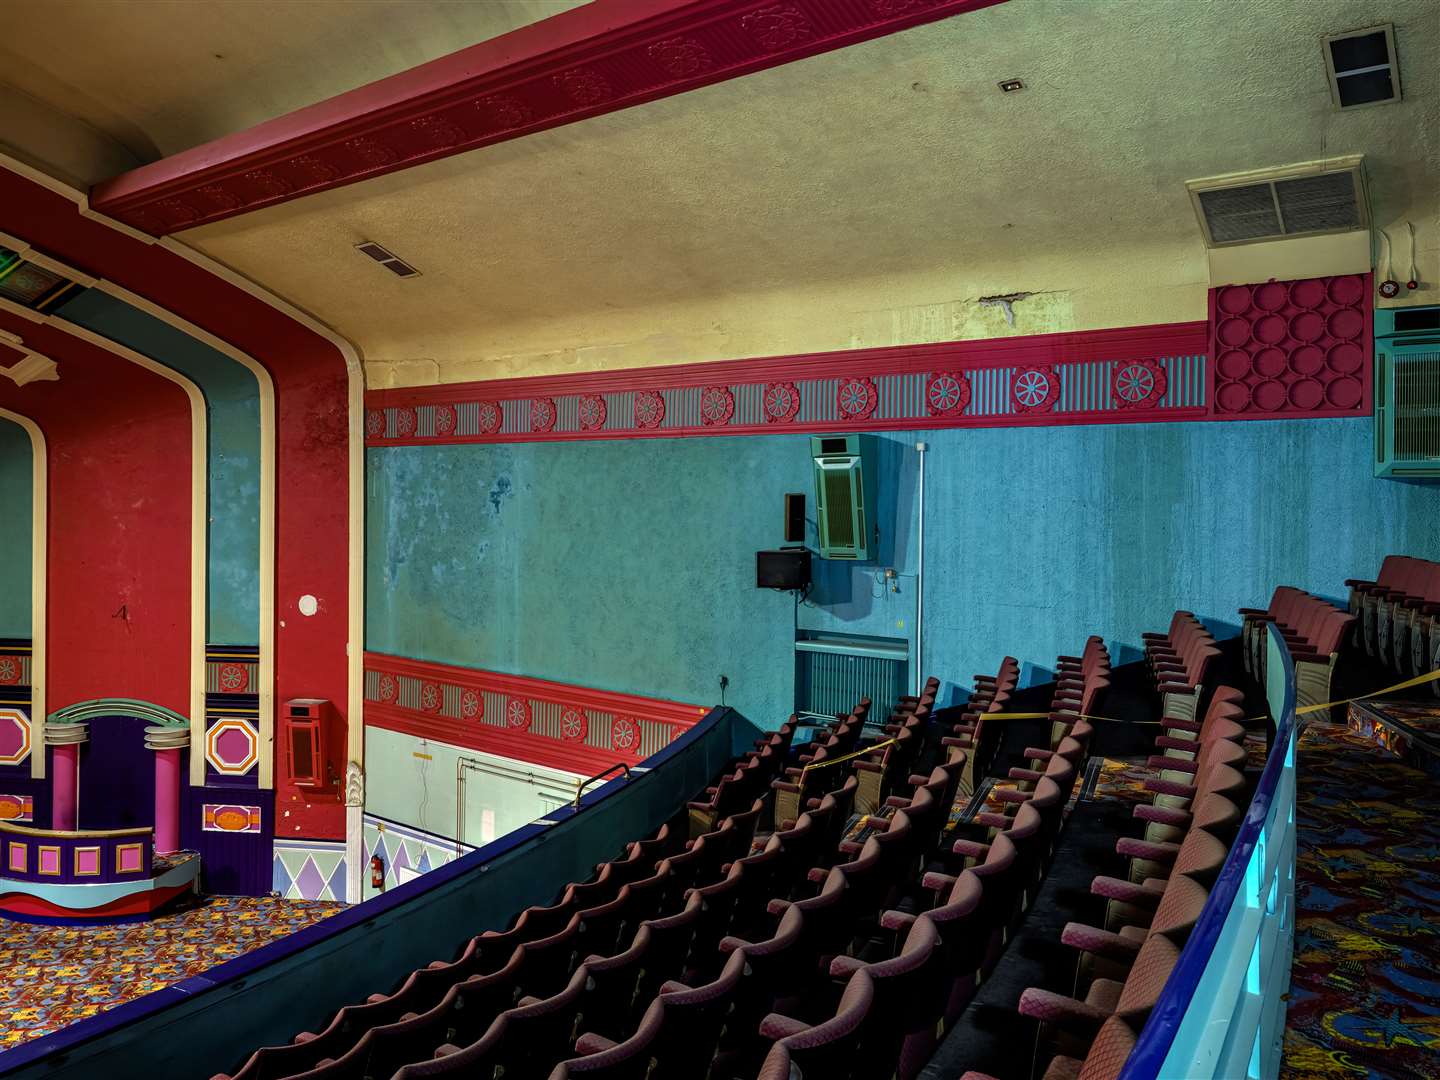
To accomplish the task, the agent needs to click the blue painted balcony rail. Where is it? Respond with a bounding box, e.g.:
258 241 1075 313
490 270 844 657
1122 624 1297 1080
0 706 758 1080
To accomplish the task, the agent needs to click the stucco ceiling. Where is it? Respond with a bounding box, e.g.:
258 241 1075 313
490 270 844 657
0 0 583 163
10 0 1440 386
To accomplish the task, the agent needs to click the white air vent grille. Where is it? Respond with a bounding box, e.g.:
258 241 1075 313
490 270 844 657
1187 157 1367 249
355 241 420 279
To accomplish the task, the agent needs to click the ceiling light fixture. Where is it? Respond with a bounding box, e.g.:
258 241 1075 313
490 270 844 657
998 79 1025 93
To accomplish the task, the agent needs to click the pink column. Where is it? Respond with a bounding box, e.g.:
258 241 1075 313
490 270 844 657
51 743 78 830
154 748 181 854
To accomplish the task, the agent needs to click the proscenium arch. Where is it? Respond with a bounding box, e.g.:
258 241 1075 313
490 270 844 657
49 698 189 727
0 406 46 779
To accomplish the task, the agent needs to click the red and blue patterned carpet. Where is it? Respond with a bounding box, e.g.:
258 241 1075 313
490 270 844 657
1282 720 1440 1079
0 895 343 1049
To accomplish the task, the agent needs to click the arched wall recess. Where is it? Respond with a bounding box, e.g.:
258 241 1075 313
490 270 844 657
0 299 208 758
0 406 46 778
0 150 363 891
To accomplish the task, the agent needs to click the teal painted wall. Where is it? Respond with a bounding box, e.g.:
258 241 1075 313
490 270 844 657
58 291 262 645
0 418 32 637
366 418 1439 723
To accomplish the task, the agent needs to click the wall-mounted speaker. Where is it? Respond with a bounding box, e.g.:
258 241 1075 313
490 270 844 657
784 493 805 544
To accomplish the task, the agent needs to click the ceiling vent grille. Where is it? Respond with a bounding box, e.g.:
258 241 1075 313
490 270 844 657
355 241 420 279
1323 24 1401 110
1187 157 1367 249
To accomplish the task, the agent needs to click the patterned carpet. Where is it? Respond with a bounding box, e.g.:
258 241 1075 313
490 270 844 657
0 894 344 1049
1282 720 1440 1080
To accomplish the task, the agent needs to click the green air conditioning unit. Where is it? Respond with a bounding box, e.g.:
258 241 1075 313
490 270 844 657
1375 305 1440 478
812 434 877 560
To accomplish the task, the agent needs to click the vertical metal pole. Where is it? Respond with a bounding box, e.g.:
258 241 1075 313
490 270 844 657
914 441 927 696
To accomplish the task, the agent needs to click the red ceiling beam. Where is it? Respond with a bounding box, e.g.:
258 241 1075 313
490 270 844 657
89 0 1006 235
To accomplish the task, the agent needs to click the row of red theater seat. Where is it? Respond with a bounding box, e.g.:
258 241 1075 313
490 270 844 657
1239 585 1354 687
735 652 1108 1077
213 643 1129 1080
1346 554 1440 684
212 696 893 1080
1143 612 1218 721
960 687 1251 1080
943 639 1110 802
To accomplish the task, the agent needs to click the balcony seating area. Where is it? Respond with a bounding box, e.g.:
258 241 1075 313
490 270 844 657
214 641 1179 1080
207 561 1392 1080
1346 554 1440 684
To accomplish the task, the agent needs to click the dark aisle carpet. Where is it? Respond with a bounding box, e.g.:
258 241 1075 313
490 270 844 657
919 799 1134 1080
1281 720 1440 1080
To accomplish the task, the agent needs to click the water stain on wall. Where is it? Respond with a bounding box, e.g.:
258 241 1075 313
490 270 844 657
489 475 513 514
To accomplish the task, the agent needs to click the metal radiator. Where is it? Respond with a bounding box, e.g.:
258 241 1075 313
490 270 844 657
795 636 909 722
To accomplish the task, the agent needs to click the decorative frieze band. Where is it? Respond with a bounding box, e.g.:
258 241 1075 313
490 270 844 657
363 652 707 774
366 321 1215 446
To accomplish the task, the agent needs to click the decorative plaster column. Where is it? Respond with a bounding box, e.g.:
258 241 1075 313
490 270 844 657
45 721 87 830
145 726 190 855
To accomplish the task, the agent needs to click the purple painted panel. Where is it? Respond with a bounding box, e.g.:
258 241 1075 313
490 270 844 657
180 783 275 896
78 716 157 831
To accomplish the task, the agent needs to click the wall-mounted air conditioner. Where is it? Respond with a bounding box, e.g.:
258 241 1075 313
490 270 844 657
811 434 877 560
1375 305 1440 478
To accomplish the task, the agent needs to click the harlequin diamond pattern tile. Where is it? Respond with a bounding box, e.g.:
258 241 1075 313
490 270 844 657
273 843 347 902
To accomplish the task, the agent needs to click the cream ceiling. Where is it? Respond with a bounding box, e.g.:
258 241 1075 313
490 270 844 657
8 0 1440 387
0 0 583 163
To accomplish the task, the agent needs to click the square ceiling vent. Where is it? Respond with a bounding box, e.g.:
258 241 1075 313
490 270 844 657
1186 156 1368 248
1323 24 1402 109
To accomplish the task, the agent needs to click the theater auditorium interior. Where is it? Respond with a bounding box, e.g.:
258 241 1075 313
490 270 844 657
0 1 1437 1078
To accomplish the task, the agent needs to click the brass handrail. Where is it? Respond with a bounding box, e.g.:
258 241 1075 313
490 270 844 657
573 762 631 809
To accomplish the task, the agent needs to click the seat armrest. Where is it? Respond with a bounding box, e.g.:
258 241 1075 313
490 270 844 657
1017 987 1110 1035
921 871 957 892
759 1013 812 1041
1060 921 1144 960
1116 837 1179 862
879 909 917 932
1133 804 1191 827
1090 875 1164 906
575 1033 620 1055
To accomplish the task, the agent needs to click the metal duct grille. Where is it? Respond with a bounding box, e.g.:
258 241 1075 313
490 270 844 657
1197 184 1280 243
1188 158 1366 248
796 640 908 722
1273 173 1361 234
1393 351 1440 467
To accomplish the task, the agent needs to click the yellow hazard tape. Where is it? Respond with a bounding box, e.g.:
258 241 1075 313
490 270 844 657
968 667 1440 725
1294 666 1440 716
799 737 897 776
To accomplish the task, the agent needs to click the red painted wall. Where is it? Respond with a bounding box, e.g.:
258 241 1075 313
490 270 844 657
0 167 354 837
0 314 191 716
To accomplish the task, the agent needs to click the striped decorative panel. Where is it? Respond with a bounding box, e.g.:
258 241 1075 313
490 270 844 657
363 652 708 776
366 322 1214 446
0 641 33 689
205 644 261 783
